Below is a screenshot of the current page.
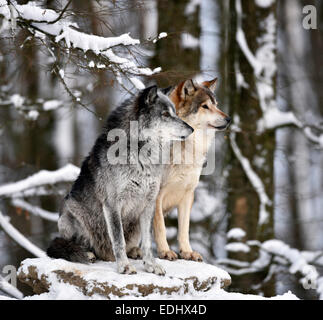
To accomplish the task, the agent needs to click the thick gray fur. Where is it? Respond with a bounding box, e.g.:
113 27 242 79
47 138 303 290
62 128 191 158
47 86 193 275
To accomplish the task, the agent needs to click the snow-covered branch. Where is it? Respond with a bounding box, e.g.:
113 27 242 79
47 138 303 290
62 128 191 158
0 93 63 121
230 132 272 226
0 165 77 260
0 275 23 299
0 0 163 91
217 228 323 298
11 198 59 222
0 210 46 258
260 240 319 289
0 164 79 198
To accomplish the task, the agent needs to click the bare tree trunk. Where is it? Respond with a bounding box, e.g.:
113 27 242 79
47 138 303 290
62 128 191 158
152 0 201 87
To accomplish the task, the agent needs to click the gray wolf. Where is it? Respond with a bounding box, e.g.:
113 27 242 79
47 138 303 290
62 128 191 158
153 78 231 262
47 86 194 275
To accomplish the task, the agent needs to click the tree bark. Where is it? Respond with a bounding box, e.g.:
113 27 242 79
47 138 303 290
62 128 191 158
224 0 277 296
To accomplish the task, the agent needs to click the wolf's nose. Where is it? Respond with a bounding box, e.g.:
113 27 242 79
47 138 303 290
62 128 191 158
225 117 231 124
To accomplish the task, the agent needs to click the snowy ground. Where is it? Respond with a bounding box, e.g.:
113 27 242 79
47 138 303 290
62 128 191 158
0 288 298 300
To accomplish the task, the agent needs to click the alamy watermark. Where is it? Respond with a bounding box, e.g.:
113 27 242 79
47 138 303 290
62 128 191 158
302 277 318 290
1 265 18 288
105 122 217 176
303 5 318 30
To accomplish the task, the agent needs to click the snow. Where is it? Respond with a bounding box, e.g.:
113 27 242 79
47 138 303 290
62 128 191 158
152 32 167 43
230 132 271 225
185 0 201 16
19 257 230 299
9 94 25 108
43 100 62 111
11 198 59 222
181 33 200 49
20 286 298 301
191 182 220 222
235 0 321 148
19 257 231 288
17 257 299 300
0 210 46 258
0 295 17 300
234 0 316 143
58 69 64 79
55 28 139 53
0 275 23 299
129 77 145 90
27 110 39 120
0 163 80 197
235 0 262 75
0 1 161 87
0 1 139 51
257 107 302 131
227 228 246 241
158 32 167 39
225 242 250 253
255 0 275 8
204 290 298 300
262 240 319 288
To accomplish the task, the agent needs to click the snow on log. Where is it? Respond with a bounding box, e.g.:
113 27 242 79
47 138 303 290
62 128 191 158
18 257 231 299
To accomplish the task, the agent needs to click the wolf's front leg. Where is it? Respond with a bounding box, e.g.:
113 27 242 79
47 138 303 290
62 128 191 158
103 203 136 274
140 206 166 275
178 191 203 262
154 194 178 261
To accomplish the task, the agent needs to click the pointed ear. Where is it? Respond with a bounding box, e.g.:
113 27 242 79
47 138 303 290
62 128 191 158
144 85 158 105
181 79 197 98
161 86 174 96
203 78 218 92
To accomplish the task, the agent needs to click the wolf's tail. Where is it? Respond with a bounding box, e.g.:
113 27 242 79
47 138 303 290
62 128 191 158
47 237 95 263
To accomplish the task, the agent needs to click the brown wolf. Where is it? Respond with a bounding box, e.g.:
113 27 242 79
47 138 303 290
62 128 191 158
153 78 231 261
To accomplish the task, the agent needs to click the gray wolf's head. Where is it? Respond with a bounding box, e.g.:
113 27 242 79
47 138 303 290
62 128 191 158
137 86 194 141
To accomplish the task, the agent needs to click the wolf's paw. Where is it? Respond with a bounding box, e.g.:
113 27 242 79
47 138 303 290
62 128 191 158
127 247 143 260
118 263 137 275
86 252 96 263
180 250 203 262
143 261 166 276
158 250 178 261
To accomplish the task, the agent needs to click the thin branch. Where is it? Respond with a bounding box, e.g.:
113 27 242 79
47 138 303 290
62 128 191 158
0 210 46 258
11 198 59 222
41 0 72 25
52 66 102 120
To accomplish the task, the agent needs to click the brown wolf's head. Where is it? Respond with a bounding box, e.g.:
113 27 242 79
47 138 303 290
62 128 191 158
167 78 231 131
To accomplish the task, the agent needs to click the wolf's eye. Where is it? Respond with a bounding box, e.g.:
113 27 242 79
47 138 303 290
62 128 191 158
162 111 171 117
202 105 209 110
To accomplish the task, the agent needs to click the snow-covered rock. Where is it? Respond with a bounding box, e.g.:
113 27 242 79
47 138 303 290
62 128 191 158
18 257 231 299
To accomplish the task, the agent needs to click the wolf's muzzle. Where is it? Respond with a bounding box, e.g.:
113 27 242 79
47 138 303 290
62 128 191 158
181 124 194 140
